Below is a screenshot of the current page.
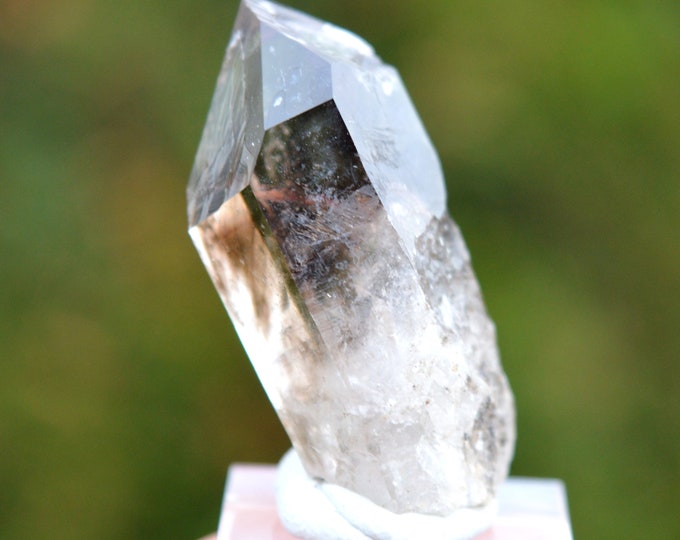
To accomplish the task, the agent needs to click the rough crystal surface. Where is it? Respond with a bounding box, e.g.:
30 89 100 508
188 0 515 516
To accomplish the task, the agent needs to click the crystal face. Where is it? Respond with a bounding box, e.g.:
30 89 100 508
188 0 515 516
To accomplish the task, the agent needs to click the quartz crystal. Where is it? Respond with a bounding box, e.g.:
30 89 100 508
188 0 515 517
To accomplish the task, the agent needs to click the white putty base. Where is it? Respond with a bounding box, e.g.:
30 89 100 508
216 461 573 540
276 449 498 540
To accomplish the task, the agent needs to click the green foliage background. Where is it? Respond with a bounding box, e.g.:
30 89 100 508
1 0 678 538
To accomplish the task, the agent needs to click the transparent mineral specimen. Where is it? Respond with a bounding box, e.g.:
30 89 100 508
188 0 515 516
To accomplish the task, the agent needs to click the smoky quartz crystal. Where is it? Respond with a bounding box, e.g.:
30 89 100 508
188 0 515 517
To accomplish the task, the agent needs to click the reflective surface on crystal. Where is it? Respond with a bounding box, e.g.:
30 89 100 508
188 0 515 516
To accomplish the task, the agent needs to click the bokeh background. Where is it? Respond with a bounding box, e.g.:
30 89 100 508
2 0 679 538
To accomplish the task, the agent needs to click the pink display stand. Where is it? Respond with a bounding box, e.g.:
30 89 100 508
216 464 573 540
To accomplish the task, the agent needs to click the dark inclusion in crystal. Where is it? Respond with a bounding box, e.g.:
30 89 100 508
252 100 377 308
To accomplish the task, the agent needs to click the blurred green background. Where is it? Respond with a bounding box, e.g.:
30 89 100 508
1 0 678 538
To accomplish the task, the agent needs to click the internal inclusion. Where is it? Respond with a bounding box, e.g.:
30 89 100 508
251 100 377 325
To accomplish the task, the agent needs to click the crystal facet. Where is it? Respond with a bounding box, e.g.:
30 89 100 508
188 0 515 517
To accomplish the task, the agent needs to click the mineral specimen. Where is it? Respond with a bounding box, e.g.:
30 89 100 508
187 0 515 517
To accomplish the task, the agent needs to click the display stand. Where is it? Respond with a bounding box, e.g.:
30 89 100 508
216 464 573 540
